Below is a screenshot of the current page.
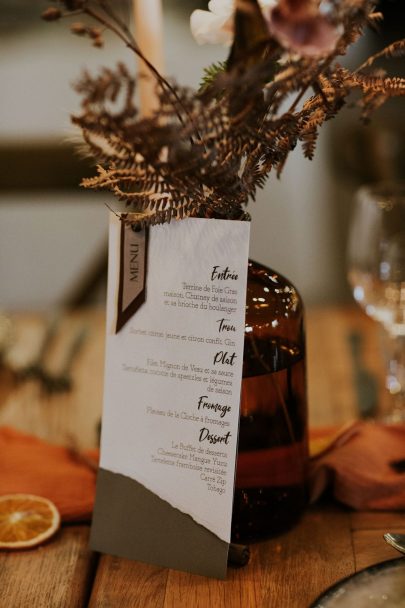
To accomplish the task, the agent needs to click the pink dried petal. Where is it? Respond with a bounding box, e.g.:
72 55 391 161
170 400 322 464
268 1 340 57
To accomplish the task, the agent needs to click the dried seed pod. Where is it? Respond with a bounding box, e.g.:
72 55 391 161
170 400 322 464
92 37 104 48
88 27 103 40
70 22 87 36
41 7 62 21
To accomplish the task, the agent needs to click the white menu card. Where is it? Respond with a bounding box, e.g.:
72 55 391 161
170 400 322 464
90 215 250 579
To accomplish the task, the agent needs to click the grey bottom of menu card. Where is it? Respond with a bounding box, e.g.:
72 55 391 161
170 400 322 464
90 467 229 579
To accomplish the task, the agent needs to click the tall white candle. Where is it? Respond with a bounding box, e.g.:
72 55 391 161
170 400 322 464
133 0 165 117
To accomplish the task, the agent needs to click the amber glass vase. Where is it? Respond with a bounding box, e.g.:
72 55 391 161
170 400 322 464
231 260 309 543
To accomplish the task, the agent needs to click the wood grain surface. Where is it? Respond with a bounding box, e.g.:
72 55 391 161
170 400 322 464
0 527 95 608
0 307 403 607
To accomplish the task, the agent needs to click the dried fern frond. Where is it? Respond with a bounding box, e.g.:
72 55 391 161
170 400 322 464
43 0 405 228
352 73 405 95
358 39 405 71
199 61 228 92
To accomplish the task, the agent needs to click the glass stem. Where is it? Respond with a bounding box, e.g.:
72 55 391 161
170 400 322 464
383 331 405 421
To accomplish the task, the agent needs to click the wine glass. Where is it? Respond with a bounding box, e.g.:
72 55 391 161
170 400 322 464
347 182 405 422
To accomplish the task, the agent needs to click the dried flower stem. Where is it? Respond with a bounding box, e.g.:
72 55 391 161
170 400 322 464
43 0 405 227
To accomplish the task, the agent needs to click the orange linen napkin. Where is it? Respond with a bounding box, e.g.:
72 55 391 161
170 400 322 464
2 423 404 521
309 421 405 510
0 427 98 522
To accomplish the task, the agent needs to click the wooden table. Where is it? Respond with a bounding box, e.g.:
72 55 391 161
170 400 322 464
1 307 404 607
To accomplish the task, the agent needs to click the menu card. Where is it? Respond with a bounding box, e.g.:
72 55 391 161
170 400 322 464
90 215 250 579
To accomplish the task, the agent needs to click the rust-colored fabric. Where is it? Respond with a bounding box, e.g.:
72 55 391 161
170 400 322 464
309 422 405 510
0 427 98 522
2 423 404 521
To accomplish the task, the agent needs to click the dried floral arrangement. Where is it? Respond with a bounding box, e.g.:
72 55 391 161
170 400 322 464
42 0 405 227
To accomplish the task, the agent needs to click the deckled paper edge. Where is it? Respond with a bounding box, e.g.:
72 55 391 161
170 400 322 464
90 467 229 579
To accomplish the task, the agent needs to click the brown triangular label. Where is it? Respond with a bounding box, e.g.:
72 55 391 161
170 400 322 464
116 222 148 333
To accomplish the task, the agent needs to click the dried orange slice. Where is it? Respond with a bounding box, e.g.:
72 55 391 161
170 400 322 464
0 494 60 550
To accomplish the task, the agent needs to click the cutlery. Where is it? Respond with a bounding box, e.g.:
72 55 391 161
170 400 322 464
384 533 405 555
17 315 60 382
42 326 88 394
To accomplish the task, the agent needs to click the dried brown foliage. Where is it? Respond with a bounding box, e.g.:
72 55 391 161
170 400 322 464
43 0 405 227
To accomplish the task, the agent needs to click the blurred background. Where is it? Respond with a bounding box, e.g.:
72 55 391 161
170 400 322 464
0 0 404 311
